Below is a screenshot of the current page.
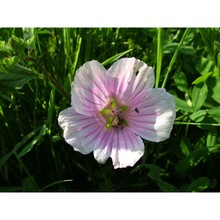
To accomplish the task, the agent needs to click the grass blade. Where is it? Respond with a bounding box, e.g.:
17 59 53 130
156 28 163 88
162 28 191 88
101 49 133 66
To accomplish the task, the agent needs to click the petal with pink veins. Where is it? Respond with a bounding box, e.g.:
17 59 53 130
71 60 109 115
58 107 104 154
110 127 144 169
106 57 155 101
126 88 176 142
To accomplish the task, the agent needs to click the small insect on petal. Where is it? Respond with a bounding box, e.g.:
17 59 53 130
135 108 139 113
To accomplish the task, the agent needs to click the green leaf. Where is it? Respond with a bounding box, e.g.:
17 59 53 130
192 72 213 85
22 176 39 191
217 52 220 71
214 41 220 51
0 64 36 89
146 164 162 182
211 78 220 104
130 163 162 182
163 43 178 54
189 110 207 122
174 96 193 112
22 28 35 49
176 147 208 177
101 49 133 66
206 128 217 148
180 45 196 55
173 71 188 93
164 43 196 55
180 138 190 156
157 180 179 192
0 40 5 48
8 35 26 53
185 177 209 192
191 84 208 111
196 57 214 75
207 107 220 123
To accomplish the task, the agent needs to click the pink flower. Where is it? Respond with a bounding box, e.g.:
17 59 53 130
58 58 176 169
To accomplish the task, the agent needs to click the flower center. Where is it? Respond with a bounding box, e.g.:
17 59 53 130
100 98 129 130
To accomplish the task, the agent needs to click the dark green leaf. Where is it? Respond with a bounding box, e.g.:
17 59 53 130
130 163 162 182
174 96 193 112
185 177 209 192
196 57 214 75
211 78 220 104
176 147 208 177
146 164 162 182
214 41 220 51
163 43 178 54
22 176 39 191
173 71 188 93
180 138 190 156
157 180 179 192
0 64 36 89
22 28 35 49
191 84 208 111
207 107 220 123
8 35 26 53
181 45 196 55
206 128 217 148
189 110 207 122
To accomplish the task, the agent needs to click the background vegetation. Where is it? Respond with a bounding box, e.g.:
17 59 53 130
0 28 220 192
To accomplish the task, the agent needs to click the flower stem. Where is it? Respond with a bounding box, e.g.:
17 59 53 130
26 57 70 99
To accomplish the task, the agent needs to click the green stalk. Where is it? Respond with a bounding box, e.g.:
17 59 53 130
161 28 191 88
174 121 220 126
156 28 163 88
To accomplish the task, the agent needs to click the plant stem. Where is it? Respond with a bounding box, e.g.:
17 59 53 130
174 121 220 126
26 57 70 99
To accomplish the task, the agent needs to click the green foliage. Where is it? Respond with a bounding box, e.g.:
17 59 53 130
0 28 220 192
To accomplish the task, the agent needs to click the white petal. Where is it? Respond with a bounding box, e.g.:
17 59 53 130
126 88 176 142
110 127 144 169
58 107 104 154
71 60 109 115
